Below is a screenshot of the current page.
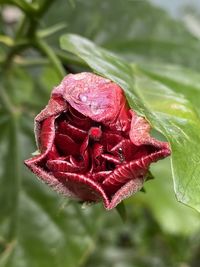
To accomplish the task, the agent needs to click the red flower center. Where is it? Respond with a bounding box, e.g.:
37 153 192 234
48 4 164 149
89 127 102 140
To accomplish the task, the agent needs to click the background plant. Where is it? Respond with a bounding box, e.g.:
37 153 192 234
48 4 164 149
1 0 200 267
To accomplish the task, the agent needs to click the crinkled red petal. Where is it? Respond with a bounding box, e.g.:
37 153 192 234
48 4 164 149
53 72 126 125
34 95 67 148
47 159 83 173
102 149 169 195
58 121 87 143
53 172 110 205
55 133 79 156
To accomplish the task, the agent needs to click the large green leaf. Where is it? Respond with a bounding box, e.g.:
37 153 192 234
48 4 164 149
60 33 200 212
137 63 200 115
133 158 200 235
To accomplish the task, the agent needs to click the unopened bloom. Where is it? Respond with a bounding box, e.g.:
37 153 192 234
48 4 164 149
25 72 170 209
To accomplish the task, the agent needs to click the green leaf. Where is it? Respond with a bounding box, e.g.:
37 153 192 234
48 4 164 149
134 158 200 235
38 23 68 39
106 38 200 71
133 68 200 212
60 33 200 212
137 63 200 115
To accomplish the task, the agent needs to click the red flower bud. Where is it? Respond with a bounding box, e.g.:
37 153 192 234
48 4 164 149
25 73 170 209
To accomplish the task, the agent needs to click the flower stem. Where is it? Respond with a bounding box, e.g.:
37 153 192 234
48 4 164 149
7 116 21 241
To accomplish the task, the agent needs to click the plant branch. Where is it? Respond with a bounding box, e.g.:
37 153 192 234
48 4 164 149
1 0 56 68
8 116 21 240
35 39 65 79
38 23 68 39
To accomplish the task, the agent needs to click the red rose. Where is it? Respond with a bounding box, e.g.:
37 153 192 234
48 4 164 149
25 72 170 209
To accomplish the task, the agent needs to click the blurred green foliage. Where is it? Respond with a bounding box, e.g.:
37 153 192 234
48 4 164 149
1 0 200 267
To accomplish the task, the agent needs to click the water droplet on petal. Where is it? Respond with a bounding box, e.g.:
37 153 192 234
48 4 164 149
79 94 87 102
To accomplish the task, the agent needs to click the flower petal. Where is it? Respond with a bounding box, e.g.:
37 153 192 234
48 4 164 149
58 121 87 143
55 133 80 156
105 178 144 210
102 149 169 195
47 159 82 173
53 72 125 125
24 116 56 176
110 139 137 162
102 160 147 194
91 171 112 183
35 95 67 148
102 132 123 152
129 110 170 152
68 106 92 130
39 117 56 152
24 159 77 199
53 172 110 205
